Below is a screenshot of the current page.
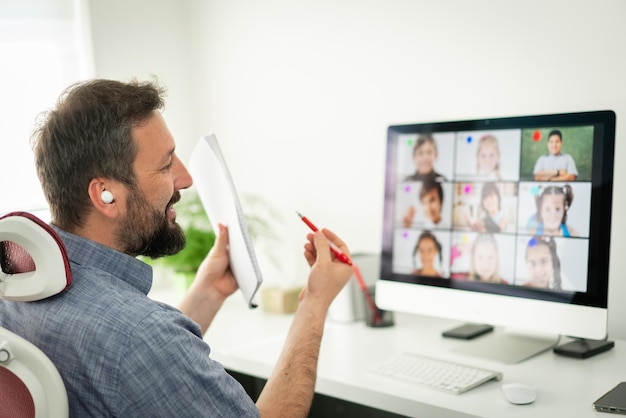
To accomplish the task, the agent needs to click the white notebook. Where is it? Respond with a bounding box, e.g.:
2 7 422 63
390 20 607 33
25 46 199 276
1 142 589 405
188 133 263 308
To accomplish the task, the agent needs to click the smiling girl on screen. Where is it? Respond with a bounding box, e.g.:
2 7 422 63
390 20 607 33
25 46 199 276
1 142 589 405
533 185 579 237
524 236 562 290
475 134 501 180
411 231 443 277
468 182 507 233
468 233 508 284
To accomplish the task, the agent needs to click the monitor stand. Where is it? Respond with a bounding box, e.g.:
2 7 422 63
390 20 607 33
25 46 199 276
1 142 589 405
451 328 560 364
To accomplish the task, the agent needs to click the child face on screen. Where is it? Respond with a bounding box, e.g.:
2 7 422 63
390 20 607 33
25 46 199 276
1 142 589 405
420 188 442 224
482 191 499 216
413 141 437 175
547 134 563 156
473 241 498 280
540 194 566 230
417 237 439 268
477 142 499 175
526 244 553 287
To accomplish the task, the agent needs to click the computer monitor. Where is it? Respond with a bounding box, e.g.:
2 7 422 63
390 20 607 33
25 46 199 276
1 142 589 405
375 110 616 363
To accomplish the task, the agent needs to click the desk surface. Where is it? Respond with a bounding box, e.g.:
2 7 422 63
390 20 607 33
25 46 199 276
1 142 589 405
204 297 623 418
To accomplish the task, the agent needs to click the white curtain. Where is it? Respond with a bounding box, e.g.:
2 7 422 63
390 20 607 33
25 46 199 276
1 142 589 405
0 0 93 214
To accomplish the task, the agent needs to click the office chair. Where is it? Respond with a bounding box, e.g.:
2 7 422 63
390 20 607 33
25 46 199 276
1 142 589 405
0 211 71 417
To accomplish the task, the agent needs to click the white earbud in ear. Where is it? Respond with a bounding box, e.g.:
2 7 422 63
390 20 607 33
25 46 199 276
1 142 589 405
101 190 114 204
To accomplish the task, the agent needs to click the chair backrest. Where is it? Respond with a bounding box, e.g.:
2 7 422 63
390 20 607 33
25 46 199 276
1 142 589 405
0 211 71 418
1 211 71 301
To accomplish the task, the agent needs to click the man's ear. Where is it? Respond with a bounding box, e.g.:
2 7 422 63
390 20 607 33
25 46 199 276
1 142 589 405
88 178 120 218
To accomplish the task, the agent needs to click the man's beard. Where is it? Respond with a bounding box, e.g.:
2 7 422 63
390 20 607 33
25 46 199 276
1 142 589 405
116 190 186 258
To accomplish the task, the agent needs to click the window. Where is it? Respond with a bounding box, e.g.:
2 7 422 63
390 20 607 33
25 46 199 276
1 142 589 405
0 0 93 215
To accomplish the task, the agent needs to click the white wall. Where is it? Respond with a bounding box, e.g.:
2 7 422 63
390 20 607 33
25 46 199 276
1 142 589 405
88 0 199 161
88 0 626 338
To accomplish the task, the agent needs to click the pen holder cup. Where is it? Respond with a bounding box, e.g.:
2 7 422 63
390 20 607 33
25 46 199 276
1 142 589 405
364 286 394 328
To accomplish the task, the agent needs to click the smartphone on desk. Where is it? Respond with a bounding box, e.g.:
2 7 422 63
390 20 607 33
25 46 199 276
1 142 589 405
593 382 626 414
442 323 493 340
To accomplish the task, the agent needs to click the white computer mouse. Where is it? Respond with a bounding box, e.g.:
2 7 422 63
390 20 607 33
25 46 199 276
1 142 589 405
501 383 537 405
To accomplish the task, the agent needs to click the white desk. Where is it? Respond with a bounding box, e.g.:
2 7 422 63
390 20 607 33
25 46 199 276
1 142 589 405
204 297 623 417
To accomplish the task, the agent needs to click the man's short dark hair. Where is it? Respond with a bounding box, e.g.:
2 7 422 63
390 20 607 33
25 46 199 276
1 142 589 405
32 79 166 231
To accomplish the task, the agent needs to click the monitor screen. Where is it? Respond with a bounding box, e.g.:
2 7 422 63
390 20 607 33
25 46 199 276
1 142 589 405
376 110 616 362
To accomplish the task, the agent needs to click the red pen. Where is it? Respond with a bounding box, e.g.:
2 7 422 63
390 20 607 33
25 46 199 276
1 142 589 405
296 211 352 265
296 211 382 323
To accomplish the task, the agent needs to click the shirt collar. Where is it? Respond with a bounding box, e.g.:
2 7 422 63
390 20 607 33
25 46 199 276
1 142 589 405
51 225 153 295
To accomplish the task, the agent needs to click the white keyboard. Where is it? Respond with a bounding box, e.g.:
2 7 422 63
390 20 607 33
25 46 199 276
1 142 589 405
368 352 502 394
